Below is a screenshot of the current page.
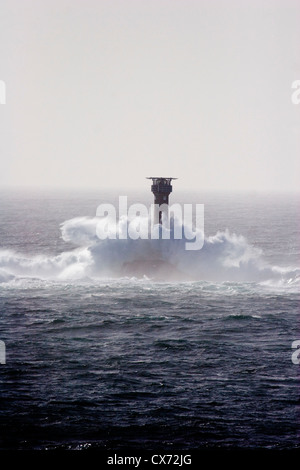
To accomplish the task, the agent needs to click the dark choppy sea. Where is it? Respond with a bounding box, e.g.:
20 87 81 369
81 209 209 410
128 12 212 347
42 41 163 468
0 189 299 456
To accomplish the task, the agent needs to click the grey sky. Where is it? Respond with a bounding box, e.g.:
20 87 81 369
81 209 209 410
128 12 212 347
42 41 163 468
0 0 299 192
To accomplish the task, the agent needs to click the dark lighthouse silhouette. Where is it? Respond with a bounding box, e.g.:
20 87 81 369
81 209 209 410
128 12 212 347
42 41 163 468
147 177 177 225
121 177 186 280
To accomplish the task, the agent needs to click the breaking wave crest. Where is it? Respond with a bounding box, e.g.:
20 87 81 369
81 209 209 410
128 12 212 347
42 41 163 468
0 215 299 290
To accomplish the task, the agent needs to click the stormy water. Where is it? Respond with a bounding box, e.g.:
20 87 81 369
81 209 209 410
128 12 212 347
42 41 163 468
0 189 299 451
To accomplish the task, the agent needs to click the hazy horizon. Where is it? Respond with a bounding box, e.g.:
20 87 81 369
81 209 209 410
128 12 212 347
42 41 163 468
1 0 299 193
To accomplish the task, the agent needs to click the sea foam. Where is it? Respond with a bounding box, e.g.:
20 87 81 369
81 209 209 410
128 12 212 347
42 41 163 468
0 215 299 290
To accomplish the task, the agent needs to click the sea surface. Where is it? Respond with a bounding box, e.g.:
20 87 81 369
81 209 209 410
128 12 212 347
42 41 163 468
0 189 299 451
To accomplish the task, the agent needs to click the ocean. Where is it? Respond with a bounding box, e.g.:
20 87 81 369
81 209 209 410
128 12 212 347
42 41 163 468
0 189 299 454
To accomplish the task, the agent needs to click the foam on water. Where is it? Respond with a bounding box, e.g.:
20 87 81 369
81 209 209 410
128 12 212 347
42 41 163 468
0 215 299 291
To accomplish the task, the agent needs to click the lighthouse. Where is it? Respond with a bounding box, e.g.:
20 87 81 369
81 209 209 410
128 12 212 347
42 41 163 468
147 177 177 225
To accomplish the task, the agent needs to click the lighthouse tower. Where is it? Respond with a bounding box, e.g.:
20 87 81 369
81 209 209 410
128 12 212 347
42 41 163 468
147 177 177 225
